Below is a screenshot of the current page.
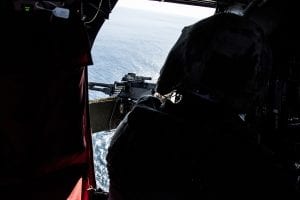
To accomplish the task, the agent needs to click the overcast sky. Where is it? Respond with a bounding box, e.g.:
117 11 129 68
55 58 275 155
117 0 215 18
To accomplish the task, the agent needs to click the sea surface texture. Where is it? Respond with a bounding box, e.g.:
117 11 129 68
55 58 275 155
89 2 214 191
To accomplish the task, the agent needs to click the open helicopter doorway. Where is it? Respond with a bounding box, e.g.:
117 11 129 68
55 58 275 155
87 0 215 192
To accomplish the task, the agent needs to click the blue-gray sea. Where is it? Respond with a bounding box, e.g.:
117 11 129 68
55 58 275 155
89 5 212 192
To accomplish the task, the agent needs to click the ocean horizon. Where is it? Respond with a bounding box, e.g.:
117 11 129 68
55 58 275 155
89 3 214 191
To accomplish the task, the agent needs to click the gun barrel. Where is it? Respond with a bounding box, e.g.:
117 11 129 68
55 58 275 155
88 82 114 95
88 82 114 88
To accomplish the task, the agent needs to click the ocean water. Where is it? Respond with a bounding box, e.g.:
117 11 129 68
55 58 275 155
89 4 214 192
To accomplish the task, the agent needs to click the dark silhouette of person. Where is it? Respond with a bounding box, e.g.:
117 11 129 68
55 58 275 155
106 12 297 200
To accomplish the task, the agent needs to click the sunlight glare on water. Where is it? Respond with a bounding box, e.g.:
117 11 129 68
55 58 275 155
89 0 215 191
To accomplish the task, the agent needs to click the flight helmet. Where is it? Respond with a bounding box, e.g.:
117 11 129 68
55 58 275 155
156 13 272 112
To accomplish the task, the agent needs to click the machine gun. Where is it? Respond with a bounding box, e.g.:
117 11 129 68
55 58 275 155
88 73 156 100
88 73 156 133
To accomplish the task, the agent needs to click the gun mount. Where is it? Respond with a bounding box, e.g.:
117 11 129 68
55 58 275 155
88 73 156 100
88 73 156 133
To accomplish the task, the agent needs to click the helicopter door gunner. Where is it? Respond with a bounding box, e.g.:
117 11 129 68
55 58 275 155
106 12 297 200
